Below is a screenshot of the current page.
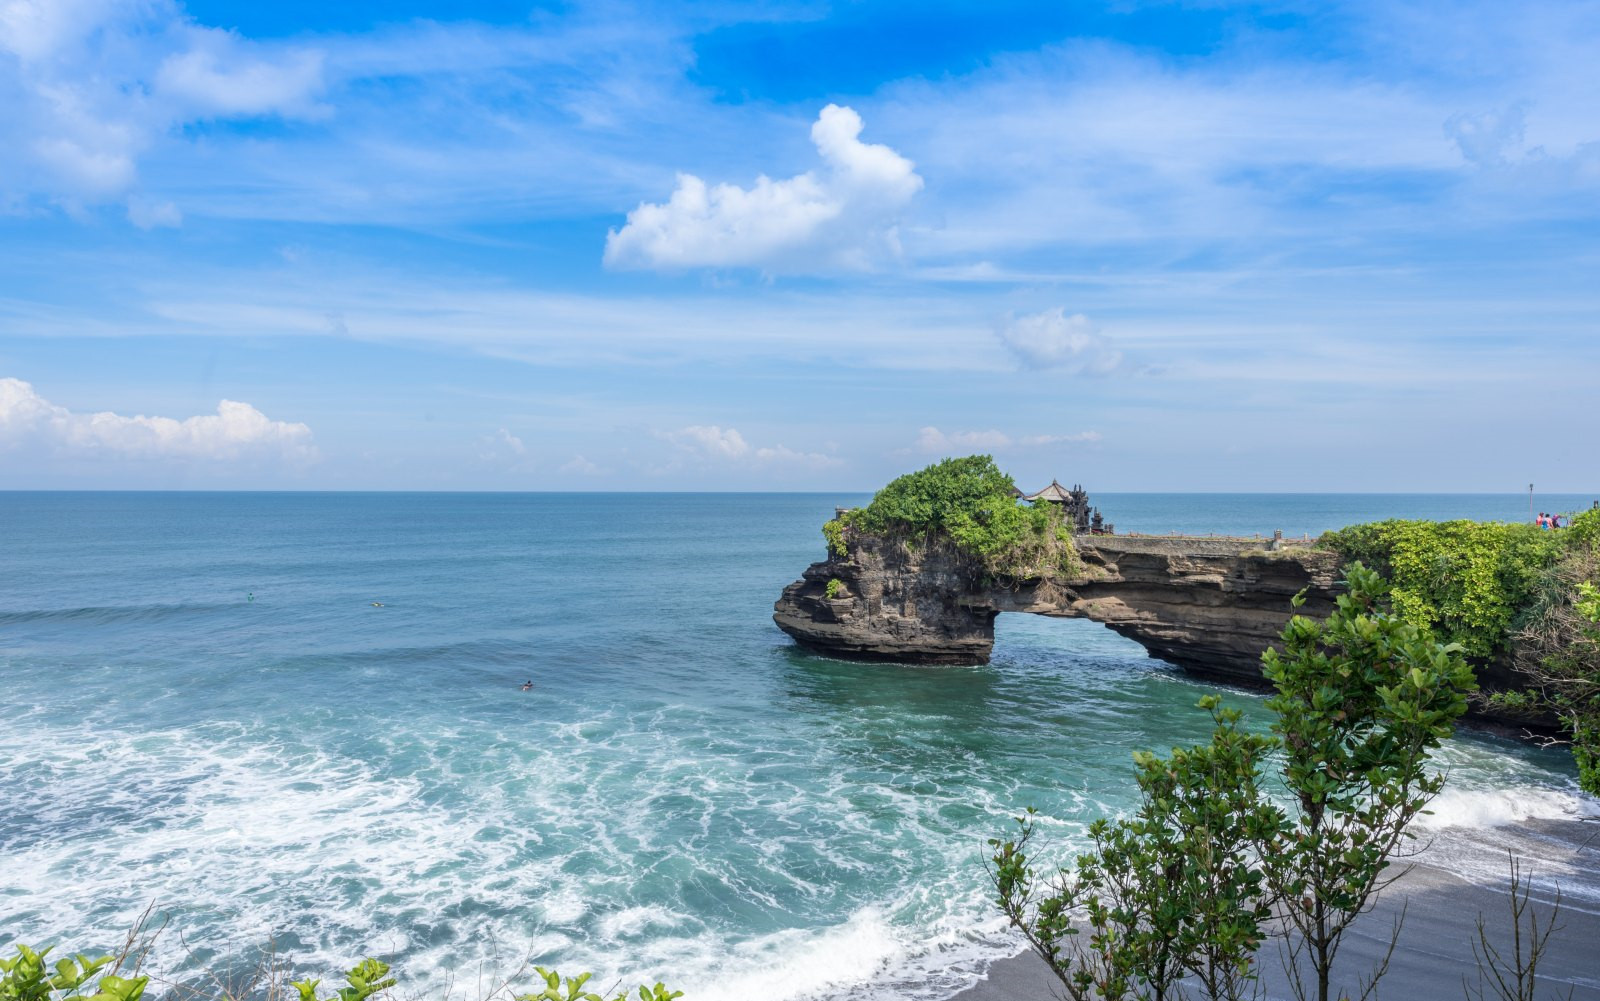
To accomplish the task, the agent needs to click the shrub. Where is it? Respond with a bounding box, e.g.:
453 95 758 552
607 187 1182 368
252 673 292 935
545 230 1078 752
824 578 844 599
0 946 146 1001
1505 564 1600 795
845 456 1078 577
993 565 1475 1001
821 518 847 559
1262 564 1475 1001
991 696 1282 1001
1322 515 1600 789
0 948 681 1001
1319 519 1564 658
1567 507 1600 553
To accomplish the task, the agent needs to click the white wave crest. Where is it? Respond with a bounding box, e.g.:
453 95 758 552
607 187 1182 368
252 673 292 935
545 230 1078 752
1418 785 1600 831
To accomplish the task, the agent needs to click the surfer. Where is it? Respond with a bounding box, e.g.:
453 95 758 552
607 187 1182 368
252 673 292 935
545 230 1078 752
371 601 384 607
520 680 533 691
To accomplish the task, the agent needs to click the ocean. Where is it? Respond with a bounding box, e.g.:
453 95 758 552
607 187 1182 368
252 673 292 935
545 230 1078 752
2 492 1597 1001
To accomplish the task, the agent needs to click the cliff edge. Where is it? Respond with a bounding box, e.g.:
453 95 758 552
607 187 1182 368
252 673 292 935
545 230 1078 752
773 530 1341 688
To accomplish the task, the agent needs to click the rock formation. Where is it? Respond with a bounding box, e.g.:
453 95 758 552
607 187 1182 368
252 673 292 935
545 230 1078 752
774 529 1338 680
773 528 1538 725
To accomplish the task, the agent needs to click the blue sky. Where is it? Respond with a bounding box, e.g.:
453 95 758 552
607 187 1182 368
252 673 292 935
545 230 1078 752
1 0 1596 491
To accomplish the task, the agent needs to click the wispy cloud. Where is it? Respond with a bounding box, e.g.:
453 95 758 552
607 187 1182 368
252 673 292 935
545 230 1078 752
1 0 1598 491
0 0 326 212
913 426 1100 454
559 454 603 476
658 424 838 469
476 426 529 467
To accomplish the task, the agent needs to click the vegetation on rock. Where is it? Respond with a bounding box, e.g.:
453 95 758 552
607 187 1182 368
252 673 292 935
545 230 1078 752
1321 510 1600 794
1502 558 1600 795
1318 519 1562 659
820 517 847 559
828 455 1079 577
993 564 1475 1001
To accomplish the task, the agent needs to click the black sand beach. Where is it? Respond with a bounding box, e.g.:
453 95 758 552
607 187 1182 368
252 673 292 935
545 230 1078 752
954 817 1600 1001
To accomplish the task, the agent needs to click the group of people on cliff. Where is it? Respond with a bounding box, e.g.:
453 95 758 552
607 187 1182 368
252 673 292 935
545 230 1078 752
1537 511 1569 529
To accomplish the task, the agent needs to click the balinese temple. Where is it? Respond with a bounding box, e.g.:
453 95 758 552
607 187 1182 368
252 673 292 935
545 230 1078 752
1021 479 1112 535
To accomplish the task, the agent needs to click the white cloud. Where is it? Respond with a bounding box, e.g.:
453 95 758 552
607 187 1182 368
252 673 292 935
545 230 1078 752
0 0 122 61
996 309 1123 373
0 0 325 210
750 443 838 467
494 427 527 456
915 427 1012 452
914 426 1101 454
659 424 837 468
156 27 326 118
604 104 923 273
665 424 749 458
559 454 602 476
477 426 528 464
0 378 316 462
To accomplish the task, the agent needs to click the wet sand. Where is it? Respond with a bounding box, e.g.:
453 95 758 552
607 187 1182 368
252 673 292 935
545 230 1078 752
953 818 1600 1001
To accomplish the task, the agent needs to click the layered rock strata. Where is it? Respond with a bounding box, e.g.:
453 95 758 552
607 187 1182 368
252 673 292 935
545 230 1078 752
774 531 1546 730
773 532 1341 686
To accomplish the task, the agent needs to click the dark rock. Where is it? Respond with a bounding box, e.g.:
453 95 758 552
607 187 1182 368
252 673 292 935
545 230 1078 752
774 531 1544 729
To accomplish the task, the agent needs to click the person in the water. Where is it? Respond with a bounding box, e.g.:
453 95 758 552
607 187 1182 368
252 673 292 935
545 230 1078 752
520 680 533 691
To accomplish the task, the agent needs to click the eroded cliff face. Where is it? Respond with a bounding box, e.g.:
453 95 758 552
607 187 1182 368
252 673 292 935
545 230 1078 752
772 532 1342 685
771 530 1003 665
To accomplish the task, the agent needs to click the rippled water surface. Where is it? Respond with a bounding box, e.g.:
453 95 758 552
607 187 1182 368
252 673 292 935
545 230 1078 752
2 492 1595 1000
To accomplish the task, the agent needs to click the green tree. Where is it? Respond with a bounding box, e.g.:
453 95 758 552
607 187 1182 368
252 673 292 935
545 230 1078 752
1262 563 1476 1001
990 697 1282 1000
992 565 1476 1001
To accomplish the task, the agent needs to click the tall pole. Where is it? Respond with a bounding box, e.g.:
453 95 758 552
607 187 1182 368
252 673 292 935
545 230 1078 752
1529 483 1534 523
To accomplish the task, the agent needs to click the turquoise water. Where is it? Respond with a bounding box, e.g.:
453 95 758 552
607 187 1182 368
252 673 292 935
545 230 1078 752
1 493 1596 1000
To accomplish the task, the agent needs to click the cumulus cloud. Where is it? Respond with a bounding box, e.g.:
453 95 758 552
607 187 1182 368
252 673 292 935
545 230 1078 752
0 0 325 211
914 426 1101 454
996 309 1123 373
659 425 837 468
0 378 316 462
604 104 923 272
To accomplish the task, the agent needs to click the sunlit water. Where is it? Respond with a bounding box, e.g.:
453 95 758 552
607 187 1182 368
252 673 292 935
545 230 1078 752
2 493 1596 1000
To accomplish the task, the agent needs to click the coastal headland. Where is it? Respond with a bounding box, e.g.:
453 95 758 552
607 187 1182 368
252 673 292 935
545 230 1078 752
774 527 1539 729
